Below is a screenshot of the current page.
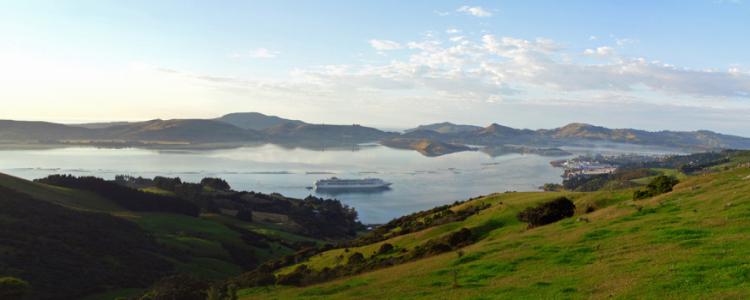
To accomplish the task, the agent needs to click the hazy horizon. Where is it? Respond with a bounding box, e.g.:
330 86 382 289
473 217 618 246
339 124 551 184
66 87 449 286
3 111 748 138
2 1 749 135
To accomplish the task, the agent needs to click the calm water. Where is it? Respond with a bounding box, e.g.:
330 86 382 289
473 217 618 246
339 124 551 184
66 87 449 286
0 144 678 223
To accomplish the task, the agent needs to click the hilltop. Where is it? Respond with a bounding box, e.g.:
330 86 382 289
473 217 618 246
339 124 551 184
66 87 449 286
215 112 306 131
404 122 750 151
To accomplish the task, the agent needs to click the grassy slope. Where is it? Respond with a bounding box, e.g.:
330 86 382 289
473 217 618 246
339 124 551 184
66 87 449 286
0 172 320 283
0 172 123 212
243 166 750 299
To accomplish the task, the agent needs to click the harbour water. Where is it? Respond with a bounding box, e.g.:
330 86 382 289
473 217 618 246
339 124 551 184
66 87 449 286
0 143 677 223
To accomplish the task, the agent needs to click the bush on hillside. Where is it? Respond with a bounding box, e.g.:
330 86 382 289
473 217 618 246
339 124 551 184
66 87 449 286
276 265 311 286
633 175 679 200
347 252 365 264
377 243 394 255
517 197 576 228
137 274 209 300
0 277 30 299
542 183 564 191
348 201 491 247
153 176 182 191
236 209 253 222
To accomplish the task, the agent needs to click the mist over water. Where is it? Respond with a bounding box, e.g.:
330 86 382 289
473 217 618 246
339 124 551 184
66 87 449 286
0 144 678 223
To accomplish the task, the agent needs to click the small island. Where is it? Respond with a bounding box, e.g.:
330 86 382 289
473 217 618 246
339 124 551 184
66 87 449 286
380 138 473 157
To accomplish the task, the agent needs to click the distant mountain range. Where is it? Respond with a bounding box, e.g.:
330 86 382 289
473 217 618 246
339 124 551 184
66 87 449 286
0 113 396 148
398 122 750 153
1 113 749 155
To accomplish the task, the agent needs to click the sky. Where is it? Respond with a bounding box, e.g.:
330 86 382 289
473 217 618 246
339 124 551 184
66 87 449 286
1 0 749 135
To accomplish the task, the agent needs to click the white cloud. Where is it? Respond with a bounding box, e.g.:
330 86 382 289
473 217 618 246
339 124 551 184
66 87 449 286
213 34 750 106
434 10 451 16
457 6 493 17
583 46 615 57
615 38 637 46
369 39 402 51
231 48 279 59
449 36 465 43
446 28 461 34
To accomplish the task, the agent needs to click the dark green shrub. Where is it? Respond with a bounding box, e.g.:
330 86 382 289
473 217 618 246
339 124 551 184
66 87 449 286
276 265 310 286
236 209 253 222
153 176 182 191
201 177 231 191
0 277 30 299
517 197 576 228
542 183 563 191
633 175 679 200
138 274 209 300
377 243 394 255
347 252 365 264
448 228 473 246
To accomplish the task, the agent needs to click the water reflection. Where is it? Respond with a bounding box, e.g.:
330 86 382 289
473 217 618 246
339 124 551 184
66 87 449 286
0 143 680 223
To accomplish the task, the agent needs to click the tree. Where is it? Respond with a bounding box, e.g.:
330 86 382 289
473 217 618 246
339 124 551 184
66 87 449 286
153 176 182 191
201 177 231 191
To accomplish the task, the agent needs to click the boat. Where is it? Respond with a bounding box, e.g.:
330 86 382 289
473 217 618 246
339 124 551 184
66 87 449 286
313 177 392 190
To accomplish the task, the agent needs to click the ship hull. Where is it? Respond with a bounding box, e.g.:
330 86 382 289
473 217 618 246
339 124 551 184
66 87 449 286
314 183 391 190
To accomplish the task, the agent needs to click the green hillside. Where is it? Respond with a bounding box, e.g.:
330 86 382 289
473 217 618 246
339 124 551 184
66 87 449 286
0 173 123 212
0 185 171 300
240 164 750 299
0 173 329 299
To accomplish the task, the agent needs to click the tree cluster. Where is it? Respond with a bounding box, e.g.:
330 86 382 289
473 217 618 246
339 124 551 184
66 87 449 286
36 174 200 216
517 197 576 228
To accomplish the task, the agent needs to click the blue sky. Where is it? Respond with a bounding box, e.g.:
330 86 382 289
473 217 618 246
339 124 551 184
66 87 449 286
1 1 749 134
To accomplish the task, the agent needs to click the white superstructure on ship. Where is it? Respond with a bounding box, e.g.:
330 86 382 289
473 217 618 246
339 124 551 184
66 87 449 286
314 177 391 190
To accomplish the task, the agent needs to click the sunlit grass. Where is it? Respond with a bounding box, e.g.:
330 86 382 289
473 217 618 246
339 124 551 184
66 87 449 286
243 166 750 299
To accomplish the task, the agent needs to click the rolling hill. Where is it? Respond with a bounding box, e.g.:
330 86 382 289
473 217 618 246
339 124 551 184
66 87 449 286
404 122 482 134
215 112 305 131
264 123 397 145
235 154 750 299
2 114 750 151
0 120 94 142
403 122 750 151
0 173 356 299
99 119 263 143
380 138 473 157
3 150 750 298
0 184 172 300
